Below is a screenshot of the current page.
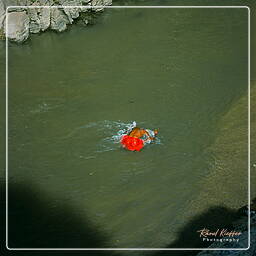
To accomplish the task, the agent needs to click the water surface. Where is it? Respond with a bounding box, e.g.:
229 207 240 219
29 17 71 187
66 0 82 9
6 7 249 249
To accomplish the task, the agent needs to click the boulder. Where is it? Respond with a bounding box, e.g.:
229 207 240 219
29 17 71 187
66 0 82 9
39 7 50 31
28 3 51 33
91 0 112 12
62 0 82 24
50 8 69 32
3 0 28 12
91 0 112 6
80 0 91 12
28 1 52 32
38 0 54 5
3 0 19 9
0 0 5 30
27 5 41 33
102 0 112 6
1 0 112 42
5 11 29 42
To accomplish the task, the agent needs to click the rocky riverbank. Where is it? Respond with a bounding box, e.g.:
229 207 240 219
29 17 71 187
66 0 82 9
196 212 256 256
0 0 112 43
194 82 256 255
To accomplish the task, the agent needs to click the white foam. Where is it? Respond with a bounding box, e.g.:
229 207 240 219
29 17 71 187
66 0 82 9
64 120 161 154
96 121 137 152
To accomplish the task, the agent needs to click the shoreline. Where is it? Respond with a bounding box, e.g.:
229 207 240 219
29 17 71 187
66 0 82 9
195 82 256 255
0 0 112 43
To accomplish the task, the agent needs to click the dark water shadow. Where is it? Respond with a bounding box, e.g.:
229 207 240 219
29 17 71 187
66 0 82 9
0 182 248 256
152 206 242 256
0 182 121 256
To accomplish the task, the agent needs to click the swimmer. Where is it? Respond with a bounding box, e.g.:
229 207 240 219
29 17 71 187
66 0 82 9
121 124 158 151
128 127 158 143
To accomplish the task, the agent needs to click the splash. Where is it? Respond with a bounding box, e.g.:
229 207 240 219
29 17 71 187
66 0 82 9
97 120 162 152
64 120 161 154
96 121 137 152
110 121 137 143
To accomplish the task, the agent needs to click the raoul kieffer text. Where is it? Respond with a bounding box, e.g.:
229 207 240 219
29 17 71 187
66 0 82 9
197 228 242 238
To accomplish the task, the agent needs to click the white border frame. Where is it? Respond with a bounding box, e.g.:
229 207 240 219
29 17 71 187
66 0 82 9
5 5 251 251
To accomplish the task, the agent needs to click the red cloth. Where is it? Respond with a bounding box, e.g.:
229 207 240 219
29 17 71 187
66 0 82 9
121 135 144 151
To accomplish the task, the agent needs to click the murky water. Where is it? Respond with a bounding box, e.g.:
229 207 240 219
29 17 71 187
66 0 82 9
4 6 249 249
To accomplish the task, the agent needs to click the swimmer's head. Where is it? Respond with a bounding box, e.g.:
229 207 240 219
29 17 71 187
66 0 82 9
154 129 159 135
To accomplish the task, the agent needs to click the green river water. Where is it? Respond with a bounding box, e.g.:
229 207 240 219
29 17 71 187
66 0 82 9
1 5 251 251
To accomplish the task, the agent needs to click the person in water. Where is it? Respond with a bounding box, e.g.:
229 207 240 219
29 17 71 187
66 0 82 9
121 127 158 151
128 127 158 142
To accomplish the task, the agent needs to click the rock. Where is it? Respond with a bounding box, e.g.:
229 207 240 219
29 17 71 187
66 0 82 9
50 8 69 32
5 11 29 42
103 0 112 6
39 7 50 31
27 4 41 33
3 0 28 12
91 0 112 6
2 0 19 9
80 0 91 12
62 0 82 24
28 1 51 33
29 1 52 32
91 0 112 12
0 0 112 42
38 0 54 5
0 0 5 30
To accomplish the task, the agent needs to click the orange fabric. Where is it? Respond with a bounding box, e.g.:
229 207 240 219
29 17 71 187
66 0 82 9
121 135 144 151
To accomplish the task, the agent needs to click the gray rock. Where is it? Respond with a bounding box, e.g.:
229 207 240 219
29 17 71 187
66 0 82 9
38 0 54 5
62 0 82 24
91 0 111 12
3 0 19 9
80 0 91 13
3 0 28 12
30 1 52 32
91 0 112 6
103 0 112 6
0 0 5 30
27 1 51 33
5 11 29 42
39 7 50 31
27 4 41 33
1 0 112 42
50 8 69 32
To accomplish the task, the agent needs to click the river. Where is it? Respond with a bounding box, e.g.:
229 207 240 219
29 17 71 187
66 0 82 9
1 5 250 251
